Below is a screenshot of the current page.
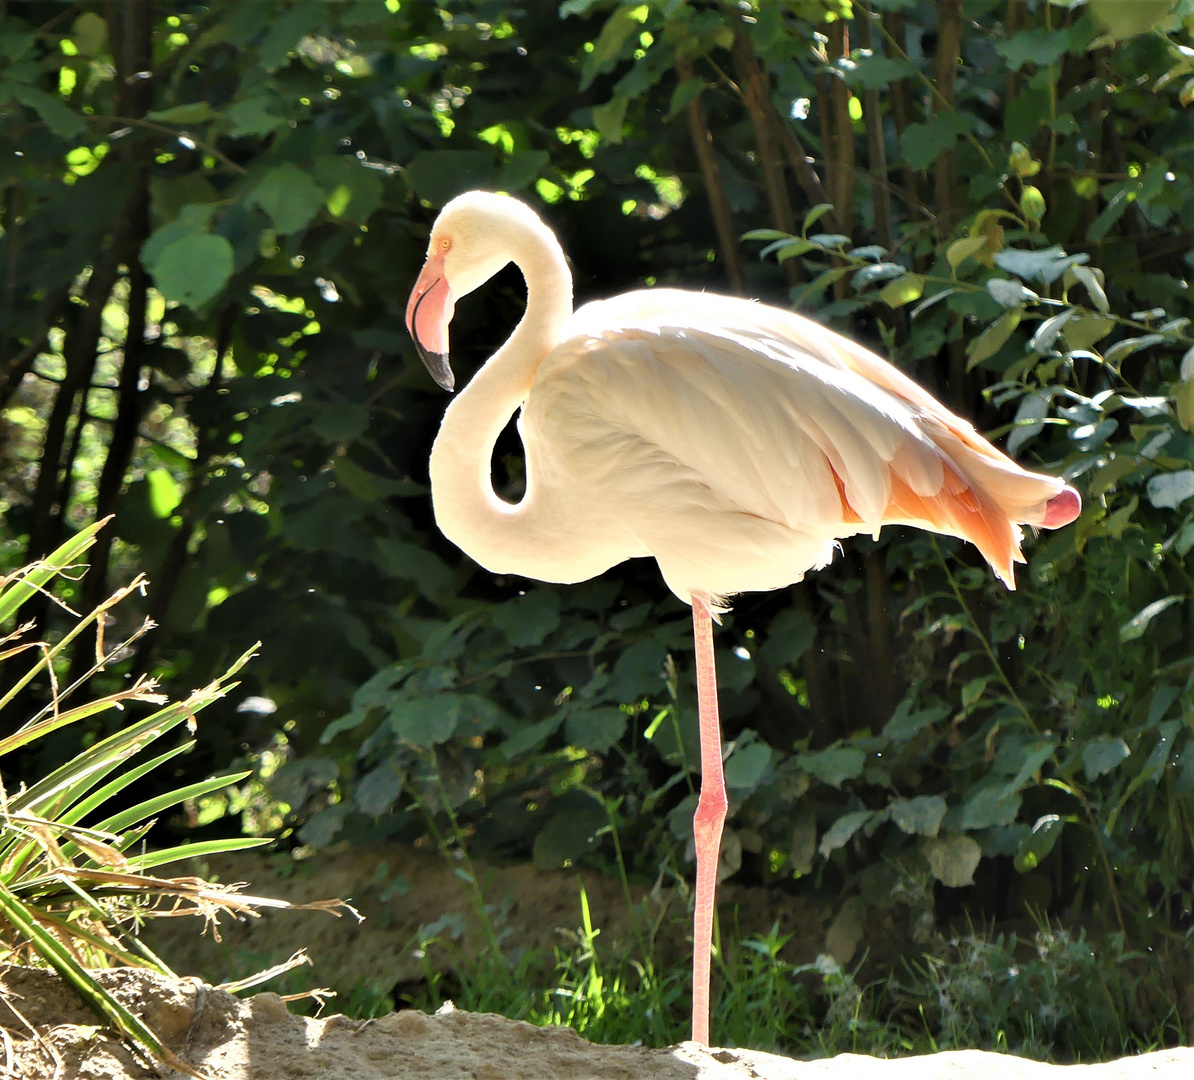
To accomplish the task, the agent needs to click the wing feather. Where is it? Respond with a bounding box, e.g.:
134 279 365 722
536 290 1073 593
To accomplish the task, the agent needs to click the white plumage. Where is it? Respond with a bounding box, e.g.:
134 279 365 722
406 190 1080 1046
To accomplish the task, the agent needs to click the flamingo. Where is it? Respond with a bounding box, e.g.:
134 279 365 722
405 190 1081 1046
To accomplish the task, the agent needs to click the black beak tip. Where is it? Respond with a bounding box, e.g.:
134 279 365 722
416 343 455 392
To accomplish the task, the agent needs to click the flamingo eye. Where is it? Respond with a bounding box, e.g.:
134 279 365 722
440 238 452 252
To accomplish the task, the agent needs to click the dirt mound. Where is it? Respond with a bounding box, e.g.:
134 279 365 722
2 964 1192 1080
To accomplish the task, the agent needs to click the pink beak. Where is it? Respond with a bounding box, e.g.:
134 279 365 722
405 250 456 391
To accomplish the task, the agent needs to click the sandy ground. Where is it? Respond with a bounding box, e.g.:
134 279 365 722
1 964 1192 1080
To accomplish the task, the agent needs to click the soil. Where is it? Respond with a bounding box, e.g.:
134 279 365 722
2 966 1192 1080
2 844 1192 1079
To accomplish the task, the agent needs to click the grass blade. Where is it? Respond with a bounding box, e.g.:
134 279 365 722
0 519 107 625
91 772 251 837
122 837 271 872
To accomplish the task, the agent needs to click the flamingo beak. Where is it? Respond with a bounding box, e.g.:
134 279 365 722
405 250 456 392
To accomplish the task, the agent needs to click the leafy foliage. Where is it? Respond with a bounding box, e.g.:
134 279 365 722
3 0 1194 1007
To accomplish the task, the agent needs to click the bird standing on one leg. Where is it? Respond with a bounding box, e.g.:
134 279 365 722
405 190 1081 1047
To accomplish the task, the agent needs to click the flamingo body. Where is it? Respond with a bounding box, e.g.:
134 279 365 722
405 190 1080 1046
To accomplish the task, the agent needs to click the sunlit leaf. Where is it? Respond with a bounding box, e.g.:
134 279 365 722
1119 595 1184 642
923 834 982 887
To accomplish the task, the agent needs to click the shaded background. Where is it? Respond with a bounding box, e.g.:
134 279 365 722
2 0 1193 996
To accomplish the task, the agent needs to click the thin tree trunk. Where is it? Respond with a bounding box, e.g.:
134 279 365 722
73 0 155 625
791 582 837 744
856 9 893 251
932 0 963 229
865 548 895 723
883 12 925 229
25 246 122 560
822 19 856 238
675 56 745 294
130 306 236 679
732 30 801 288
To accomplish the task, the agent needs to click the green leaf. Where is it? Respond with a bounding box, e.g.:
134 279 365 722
667 76 704 120
889 795 947 837
141 203 218 268
1014 814 1064 872
724 736 771 790
500 714 563 759
10 84 86 140
802 204 835 234
71 12 108 56
374 538 453 597
495 150 551 191
947 235 988 270
609 638 667 700
1001 737 1057 795
843 55 918 89
247 164 325 234
592 96 629 144
0 881 175 1064
1029 307 1077 353
147 102 216 125
1082 736 1131 779
1103 333 1166 366
924 834 982 887
564 706 628 754
851 262 906 290
1063 312 1115 351
313 156 384 222
1007 390 1050 456
146 467 182 518
226 96 287 138
995 28 1072 70
356 758 406 816
146 232 234 310
879 273 925 308
1119 595 1184 642
818 809 873 857
882 700 947 742
1069 264 1110 313
335 459 419 502
579 6 642 91
798 746 865 788
993 246 1088 285
759 608 816 668
492 589 562 647
900 113 974 171
406 150 494 206
966 310 1021 369
960 784 1022 830
387 695 459 747
258 1 324 71
1145 471 1194 510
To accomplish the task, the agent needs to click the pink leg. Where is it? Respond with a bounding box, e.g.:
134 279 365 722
690 595 726 1046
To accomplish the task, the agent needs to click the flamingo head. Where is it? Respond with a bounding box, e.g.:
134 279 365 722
406 191 542 392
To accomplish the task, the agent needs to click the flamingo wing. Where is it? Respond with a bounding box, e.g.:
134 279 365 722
525 290 1072 599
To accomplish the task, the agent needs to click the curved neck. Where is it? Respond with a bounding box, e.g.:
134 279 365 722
428 222 574 576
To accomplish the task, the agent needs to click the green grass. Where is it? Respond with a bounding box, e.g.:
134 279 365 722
358 875 1184 1061
345 784 1189 1060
